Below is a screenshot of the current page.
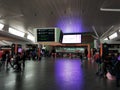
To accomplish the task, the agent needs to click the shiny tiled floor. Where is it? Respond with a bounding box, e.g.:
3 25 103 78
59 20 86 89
0 57 119 90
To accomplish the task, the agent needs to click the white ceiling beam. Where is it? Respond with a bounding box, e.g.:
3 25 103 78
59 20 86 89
92 35 98 40
92 26 99 38
100 25 114 39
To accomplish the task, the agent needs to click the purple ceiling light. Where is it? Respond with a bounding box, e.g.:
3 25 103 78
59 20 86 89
56 17 83 33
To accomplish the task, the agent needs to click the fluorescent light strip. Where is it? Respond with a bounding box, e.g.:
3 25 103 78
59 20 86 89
119 29 120 32
9 28 25 37
27 34 35 42
104 38 108 40
109 32 118 40
100 8 120 12
0 23 4 30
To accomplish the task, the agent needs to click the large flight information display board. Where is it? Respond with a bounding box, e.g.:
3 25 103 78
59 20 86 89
37 29 55 42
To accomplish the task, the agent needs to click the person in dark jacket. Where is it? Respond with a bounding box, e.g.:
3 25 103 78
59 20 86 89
115 54 120 87
6 51 13 69
85 48 88 58
22 51 26 69
15 53 22 71
1 52 6 66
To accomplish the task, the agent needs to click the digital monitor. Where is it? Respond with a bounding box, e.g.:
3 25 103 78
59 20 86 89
37 29 55 42
62 34 81 43
35 28 63 44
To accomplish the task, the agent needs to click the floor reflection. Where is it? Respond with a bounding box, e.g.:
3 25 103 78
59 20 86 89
55 58 84 90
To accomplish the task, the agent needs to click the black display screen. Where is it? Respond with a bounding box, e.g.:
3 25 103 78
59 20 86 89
37 29 55 42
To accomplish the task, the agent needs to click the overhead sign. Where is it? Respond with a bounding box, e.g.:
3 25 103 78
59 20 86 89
35 28 63 44
37 29 55 42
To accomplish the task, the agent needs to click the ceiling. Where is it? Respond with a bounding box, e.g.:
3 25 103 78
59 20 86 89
0 0 120 42
0 31 33 45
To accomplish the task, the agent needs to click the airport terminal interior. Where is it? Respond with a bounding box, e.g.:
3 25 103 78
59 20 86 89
0 0 120 90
